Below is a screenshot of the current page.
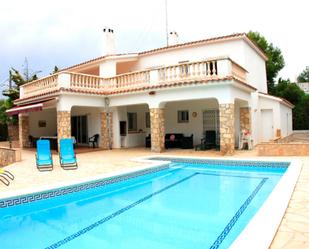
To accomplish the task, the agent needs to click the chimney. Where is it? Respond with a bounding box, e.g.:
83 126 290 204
102 28 116 56
168 31 179 46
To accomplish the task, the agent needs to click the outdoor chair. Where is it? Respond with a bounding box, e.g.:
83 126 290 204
36 140 53 171
59 138 78 170
195 130 217 150
28 135 35 148
0 169 14 186
89 134 99 148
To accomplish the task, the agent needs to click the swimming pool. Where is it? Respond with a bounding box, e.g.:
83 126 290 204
0 158 295 248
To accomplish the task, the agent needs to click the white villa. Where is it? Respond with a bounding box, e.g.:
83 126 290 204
8 30 294 155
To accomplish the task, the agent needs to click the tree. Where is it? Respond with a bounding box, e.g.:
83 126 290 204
297 66 309 82
2 58 40 101
52 66 59 74
0 100 8 141
0 58 41 130
275 78 305 105
247 31 285 94
273 78 309 130
293 95 309 130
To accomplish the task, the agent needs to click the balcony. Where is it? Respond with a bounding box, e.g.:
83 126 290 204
19 57 247 100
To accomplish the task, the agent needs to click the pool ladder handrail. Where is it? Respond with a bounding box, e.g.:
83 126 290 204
0 169 14 186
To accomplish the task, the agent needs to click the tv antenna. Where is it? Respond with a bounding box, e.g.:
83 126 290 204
165 0 169 46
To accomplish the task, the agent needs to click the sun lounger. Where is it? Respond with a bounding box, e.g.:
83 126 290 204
59 138 78 170
36 139 53 171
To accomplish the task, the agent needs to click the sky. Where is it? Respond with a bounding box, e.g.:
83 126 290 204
0 0 308 92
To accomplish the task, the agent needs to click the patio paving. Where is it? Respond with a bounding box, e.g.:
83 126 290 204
0 147 308 248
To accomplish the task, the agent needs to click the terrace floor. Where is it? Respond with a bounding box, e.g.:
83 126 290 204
0 147 308 248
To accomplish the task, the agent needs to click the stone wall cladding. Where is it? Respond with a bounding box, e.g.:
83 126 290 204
150 108 165 153
57 111 71 145
219 103 235 155
257 143 309 156
240 107 251 132
18 114 29 148
100 112 113 149
0 147 21 167
8 124 19 141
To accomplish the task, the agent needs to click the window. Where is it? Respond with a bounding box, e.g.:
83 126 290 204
127 112 137 132
178 110 189 123
145 112 150 128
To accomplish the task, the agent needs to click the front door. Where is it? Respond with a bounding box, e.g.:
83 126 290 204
261 109 274 142
71 115 88 145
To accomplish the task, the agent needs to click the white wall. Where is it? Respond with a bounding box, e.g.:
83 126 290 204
133 40 246 72
29 108 57 137
112 104 149 148
112 98 252 147
112 99 220 147
109 83 249 108
58 95 105 111
98 38 267 92
165 99 218 145
99 60 117 78
242 41 268 93
256 94 293 142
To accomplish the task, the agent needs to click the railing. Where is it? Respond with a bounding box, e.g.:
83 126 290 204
22 74 59 98
70 73 106 90
20 58 247 99
113 70 151 89
157 60 218 83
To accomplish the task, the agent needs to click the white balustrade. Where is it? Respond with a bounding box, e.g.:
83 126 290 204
21 74 59 98
20 58 247 99
70 73 104 90
156 60 218 84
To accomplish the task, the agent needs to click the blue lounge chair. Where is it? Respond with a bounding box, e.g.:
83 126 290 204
59 138 78 170
36 140 53 171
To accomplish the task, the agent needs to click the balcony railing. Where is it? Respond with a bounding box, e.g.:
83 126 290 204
20 57 247 99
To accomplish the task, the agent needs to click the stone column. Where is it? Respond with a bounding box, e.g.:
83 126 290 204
57 111 71 146
219 104 235 155
8 124 19 141
18 114 29 148
150 108 165 153
100 111 113 149
240 107 251 132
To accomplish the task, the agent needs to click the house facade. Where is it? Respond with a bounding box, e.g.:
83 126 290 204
8 30 294 155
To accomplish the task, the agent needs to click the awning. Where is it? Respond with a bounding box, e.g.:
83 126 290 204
6 99 57 116
6 103 43 116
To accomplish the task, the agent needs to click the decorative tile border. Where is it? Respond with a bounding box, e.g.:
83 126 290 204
0 165 169 209
210 177 268 249
148 157 290 169
46 173 199 249
46 172 268 249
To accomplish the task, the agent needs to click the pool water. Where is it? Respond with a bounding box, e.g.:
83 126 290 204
0 160 287 249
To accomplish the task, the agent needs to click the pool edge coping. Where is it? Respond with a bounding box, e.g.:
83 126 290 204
229 158 302 249
0 159 170 200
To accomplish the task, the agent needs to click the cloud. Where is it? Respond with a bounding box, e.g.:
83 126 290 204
0 0 308 91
